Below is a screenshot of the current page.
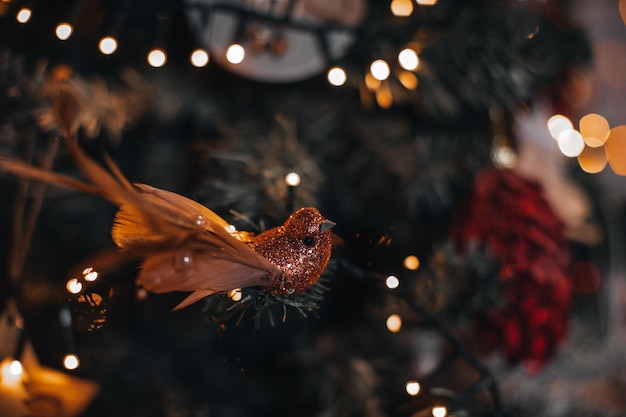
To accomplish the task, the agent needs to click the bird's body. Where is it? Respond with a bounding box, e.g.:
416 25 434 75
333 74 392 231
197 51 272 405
0 140 335 310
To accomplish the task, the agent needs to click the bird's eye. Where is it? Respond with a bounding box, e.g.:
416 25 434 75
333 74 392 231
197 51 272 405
302 236 314 246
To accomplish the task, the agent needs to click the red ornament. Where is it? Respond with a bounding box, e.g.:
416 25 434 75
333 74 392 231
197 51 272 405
450 168 573 370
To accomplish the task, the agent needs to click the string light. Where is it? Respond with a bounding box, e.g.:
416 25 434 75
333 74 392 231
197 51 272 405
98 36 118 55
417 0 439 4
390 0 414 17
66 278 82 294
0 358 23 386
547 114 573 140
147 48 167 67
226 43 245 64
385 275 400 289
405 380 421 396
398 71 418 90
403 255 420 270
398 48 419 71
577 144 607 173
190 48 210 67
557 129 585 157
63 353 80 370
579 113 610 147
285 172 301 186
55 22 73 40
327 66 347 86
228 288 243 302
606 125 626 175
386 313 402 332
82 267 98 282
370 59 390 81
432 406 447 417
16 8 32 24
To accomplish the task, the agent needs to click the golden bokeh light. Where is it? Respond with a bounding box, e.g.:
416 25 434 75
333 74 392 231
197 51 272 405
99 36 118 55
405 380 421 396
606 125 626 175
386 314 402 333
403 255 420 270
432 406 447 417
327 66 347 86
579 113 610 147
376 83 393 108
385 275 400 289
398 71 418 90
391 0 414 17
63 354 80 370
577 144 607 174
55 23 73 40
147 48 167 67
190 48 209 67
370 59 391 81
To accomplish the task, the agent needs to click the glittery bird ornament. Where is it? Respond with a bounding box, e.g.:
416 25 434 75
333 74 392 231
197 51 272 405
0 138 335 310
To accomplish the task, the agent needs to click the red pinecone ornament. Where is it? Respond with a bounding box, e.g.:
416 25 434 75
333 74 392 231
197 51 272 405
451 168 573 371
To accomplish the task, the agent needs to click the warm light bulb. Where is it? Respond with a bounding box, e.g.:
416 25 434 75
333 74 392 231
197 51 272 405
9 360 22 376
417 0 439 4
557 129 585 157
82 267 98 282
327 66 347 86
147 48 167 67
398 71 418 90
432 406 447 417
403 255 420 270
66 278 82 294
55 22 73 40
386 314 402 333
226 43 245 64
1 358 23 386
547 114 573 141
229 288 243 302
370 59 390 81
579 113 610 147
405 380 421 396
16 8 32 24
99 36 118 55
190 48 209 67
390 0 414 16
63 354 79 370
385 275 400 289
398 48 419 71
285 172 301 186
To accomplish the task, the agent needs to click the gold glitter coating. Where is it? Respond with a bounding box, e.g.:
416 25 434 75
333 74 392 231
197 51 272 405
250 207 334 296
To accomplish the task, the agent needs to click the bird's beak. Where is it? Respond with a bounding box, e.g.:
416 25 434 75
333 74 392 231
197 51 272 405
319 219 336 233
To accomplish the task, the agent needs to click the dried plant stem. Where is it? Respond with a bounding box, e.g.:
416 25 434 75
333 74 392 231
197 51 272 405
9 137 60 283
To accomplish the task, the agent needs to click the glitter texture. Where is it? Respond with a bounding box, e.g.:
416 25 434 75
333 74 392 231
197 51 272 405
250 207 334 296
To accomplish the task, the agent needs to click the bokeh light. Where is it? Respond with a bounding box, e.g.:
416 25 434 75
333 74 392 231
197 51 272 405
226 43 245 64
190 49 209 67
99 36 118 55
386 314 402 332
579 113 610 147
398 48 419 71
557 129 585 157
147 48 167 67
606 125 626 175
16 8 32 24
327 66 347 86
370 59 390 81
55 23 73 40
547 115 573 140
391 0 414 17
